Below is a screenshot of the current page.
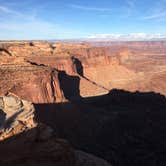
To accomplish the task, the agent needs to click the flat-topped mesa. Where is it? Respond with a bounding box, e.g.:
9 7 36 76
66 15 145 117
26 47 113 76
0 60 66 103
0 42 92 57
5 42 53 57
53 42 90 54
0 41 112 72
1 41 166 102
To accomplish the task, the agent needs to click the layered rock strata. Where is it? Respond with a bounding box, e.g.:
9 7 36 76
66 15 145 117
1 41 166 103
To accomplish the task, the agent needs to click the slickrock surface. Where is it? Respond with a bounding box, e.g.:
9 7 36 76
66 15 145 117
0 129 112 166
0 95 36 140
0 95 112 166
0 125 76 166
75 150 112 166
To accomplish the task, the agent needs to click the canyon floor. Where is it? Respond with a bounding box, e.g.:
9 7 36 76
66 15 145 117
0 41 166 166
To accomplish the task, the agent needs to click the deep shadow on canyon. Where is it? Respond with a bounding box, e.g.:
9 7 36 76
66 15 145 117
34 58 166 166
2 51 166 165
35 67 166 166
1 90 166 166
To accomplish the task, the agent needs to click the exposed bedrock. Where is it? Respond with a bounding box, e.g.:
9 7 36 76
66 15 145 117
0 95 112 166
0 58 66 103
0 95 36 140
1 41 166 103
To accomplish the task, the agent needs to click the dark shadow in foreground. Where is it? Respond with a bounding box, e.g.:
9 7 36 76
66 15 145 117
0 126 74 166
34 89 166 166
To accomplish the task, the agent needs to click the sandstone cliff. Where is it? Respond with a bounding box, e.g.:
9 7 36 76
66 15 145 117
1 41 166 103
0 57 66 103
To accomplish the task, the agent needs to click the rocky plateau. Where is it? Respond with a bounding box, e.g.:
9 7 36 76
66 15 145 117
1 41 166 103
0 41 166 165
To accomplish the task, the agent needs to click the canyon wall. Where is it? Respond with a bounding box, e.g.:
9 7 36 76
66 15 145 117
0 41 166 103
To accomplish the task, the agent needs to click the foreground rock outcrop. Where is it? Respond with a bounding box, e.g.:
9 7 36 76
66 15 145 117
0 126 76 166
0 95 75 166
0 95 112 166
0 95 36 140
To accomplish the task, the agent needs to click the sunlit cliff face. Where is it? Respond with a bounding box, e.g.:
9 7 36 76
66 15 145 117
0 41 166 103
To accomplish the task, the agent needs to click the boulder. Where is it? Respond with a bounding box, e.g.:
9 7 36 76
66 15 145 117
0 95 36 140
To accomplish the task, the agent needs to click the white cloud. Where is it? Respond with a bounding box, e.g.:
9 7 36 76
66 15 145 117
88 33 166 41
126 0 136 8
0 6 11 13
141 0 166 20
142 12 166 20
70 4 112 12
0 19 86 40
0 5 37 21
0 5 85 40
0 5 23 17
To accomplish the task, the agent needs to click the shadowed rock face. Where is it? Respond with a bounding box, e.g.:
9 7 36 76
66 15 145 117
34 90 166 166
0 95 112 166
0 124 76 166
0 96 75 166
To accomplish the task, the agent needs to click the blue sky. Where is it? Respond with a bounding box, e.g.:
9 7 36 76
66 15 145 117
0 0 166 40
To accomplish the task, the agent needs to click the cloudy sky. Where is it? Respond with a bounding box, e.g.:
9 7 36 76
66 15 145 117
0 0 166 40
